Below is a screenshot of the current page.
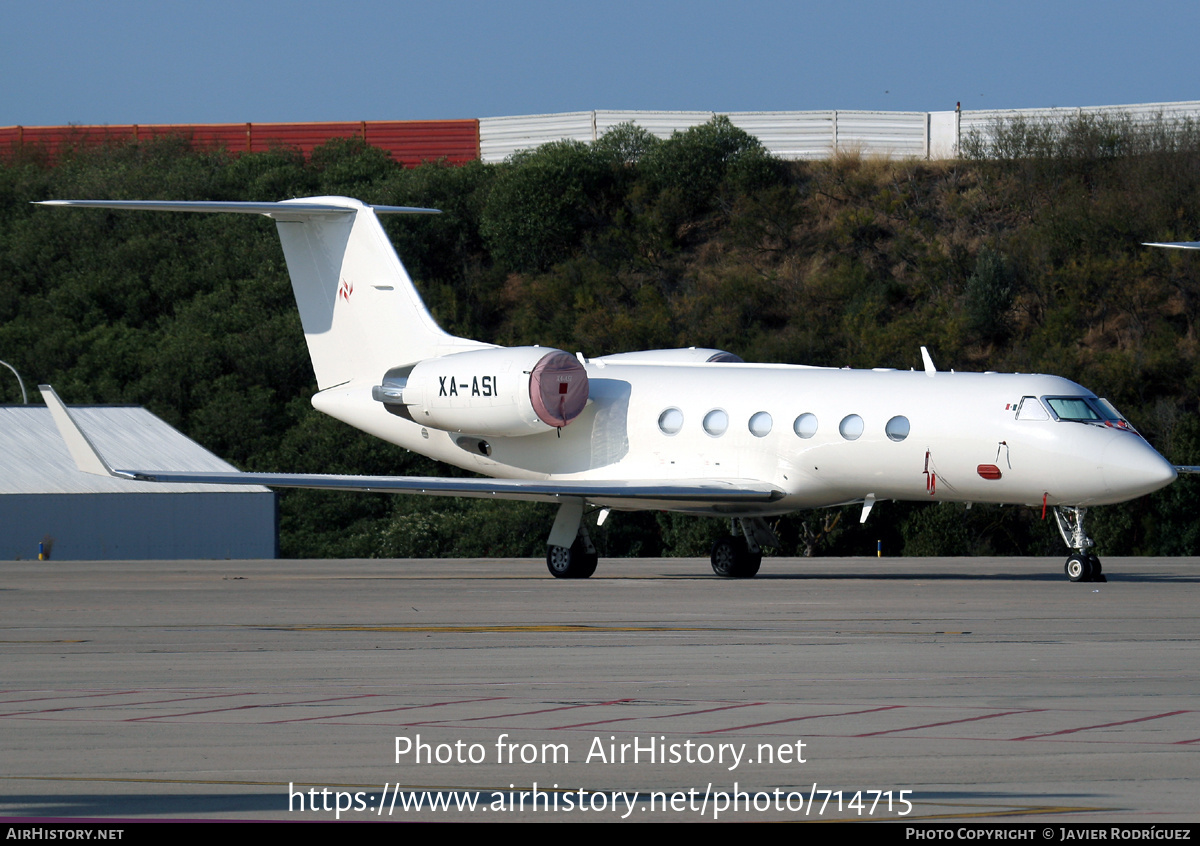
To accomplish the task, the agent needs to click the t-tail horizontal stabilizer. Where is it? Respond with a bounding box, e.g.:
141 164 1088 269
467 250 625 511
35 200 442 216
35 197 475 391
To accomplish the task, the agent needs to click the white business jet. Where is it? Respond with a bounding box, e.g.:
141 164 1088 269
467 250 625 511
37 197 1182 582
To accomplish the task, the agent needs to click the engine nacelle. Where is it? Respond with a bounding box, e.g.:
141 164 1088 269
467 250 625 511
377 346 589 437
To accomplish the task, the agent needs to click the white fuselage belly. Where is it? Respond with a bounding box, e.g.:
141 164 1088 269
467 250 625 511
312 363 1175 515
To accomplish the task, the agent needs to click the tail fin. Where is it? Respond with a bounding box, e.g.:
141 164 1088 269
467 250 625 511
271 197 490 388
38 197 489 390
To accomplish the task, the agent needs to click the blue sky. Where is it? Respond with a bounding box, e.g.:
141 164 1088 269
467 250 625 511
4 0 1198 126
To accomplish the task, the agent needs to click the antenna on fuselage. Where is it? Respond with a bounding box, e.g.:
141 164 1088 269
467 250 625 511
920 346 937 377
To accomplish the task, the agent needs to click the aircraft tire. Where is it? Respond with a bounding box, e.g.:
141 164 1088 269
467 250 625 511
546 541 597 579
710 537 759 578
710 537 740 577
1064 553 1092 582
1088 554 1106 583
575 550 599 579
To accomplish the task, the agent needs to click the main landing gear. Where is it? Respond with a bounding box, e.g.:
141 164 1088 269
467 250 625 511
1054 506 1106 583
546 536 598 579
545 498 598 579
543 502 782 580
710 517 779 579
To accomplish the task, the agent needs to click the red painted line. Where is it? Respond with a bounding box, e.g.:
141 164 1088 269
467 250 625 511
0 691 249 718
87 692 268 711
126 694 380 722
0 690 139 709
419 698 636 726
1173 736 1200 745
854 709 1043 737
555 702 766 730
699 705 904 734
265 697 508 725
1012 710 1191 741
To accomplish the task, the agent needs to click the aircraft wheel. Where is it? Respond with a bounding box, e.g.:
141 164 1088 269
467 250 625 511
547 545 573 578
575 550 599 579
546 540 597 579
1088 554 1106 583
710 537 759 578
1064 553 1092 582
710 537 741 577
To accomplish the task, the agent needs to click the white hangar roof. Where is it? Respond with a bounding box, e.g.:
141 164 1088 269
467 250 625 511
0 405 270 495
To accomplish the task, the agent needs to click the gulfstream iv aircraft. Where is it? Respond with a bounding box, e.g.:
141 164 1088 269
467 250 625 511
38 197 1182 581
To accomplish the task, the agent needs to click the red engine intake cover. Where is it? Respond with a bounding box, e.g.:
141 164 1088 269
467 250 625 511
529 350 588 428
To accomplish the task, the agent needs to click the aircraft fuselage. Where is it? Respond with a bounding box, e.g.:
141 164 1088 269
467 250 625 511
313 363 1176 517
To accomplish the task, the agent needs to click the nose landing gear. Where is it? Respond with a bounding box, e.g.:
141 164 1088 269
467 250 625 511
1054 506 1107 583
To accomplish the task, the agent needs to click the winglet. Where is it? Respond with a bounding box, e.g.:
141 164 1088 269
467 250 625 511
39 385 117 477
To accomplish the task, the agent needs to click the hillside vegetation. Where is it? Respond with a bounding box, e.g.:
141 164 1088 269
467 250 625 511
2 114 1199 557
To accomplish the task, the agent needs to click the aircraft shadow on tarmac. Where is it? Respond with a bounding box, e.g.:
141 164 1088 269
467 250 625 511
731 570 1200 583
2 791 281 818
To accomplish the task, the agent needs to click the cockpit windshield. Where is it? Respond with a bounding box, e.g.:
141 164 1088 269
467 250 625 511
1044 396 1139 433
1046 397 1102 422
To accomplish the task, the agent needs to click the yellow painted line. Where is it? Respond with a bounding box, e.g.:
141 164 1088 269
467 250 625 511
267 624 708 633
245 575 721 581
802 631 973 635
257 625 964 634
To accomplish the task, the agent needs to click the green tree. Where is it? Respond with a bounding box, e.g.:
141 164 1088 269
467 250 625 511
480 140 612 272
964 246 1015 343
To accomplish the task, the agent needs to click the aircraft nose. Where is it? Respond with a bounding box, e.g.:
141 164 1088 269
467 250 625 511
1101 434 1177 499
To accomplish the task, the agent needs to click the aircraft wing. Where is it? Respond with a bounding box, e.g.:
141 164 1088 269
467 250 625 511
35 199 441 216
1144 241 1200 250
65 469 784 504
40 386 783 506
